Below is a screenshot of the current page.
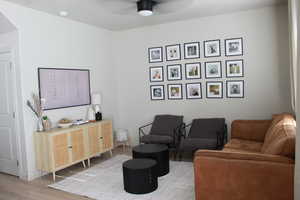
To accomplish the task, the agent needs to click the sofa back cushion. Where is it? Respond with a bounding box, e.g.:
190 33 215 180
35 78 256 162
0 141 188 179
261 114 296 158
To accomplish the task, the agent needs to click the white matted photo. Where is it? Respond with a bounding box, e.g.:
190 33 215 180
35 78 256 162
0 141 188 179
167 64 182 81
186 83 202 99
204 40 221 57
149 66 164 82
168 84 183 100
227 80 244 98
150 85 165 100
206 81 223 98
185 62 201 80
225 38 243 56
184 42 200 59
226 60 244 78
148 47 163 63
205 61 222 79
165 44 181 61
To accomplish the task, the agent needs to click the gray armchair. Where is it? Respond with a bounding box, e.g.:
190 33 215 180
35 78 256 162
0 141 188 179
139 115 184 155
179 118 227 159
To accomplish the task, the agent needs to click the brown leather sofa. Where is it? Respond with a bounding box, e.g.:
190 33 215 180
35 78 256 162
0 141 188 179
194 113 296 200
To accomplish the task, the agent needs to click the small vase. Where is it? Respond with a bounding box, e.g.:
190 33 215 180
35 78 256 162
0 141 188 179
37 118 44 132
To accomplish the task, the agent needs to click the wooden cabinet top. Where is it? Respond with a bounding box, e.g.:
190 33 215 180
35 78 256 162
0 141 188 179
35 120 112 135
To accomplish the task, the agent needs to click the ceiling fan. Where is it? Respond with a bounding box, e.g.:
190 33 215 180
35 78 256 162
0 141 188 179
99 0 195 16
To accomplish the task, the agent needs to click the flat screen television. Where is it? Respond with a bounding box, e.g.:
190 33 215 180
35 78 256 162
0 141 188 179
38 68 91 110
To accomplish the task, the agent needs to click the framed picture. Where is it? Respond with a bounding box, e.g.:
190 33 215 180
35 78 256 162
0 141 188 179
184 42 200 59
204 39 221 57
185 62 201 80
206 81 223 98
205 61 222 79
148 47 163 63
167 64 182 81
165 44 181 61
225 38 243 56
186 83 202 99
167 84 183 100
150 85 165 100
149 66 164 82
227 80 244 98
226 59 244 78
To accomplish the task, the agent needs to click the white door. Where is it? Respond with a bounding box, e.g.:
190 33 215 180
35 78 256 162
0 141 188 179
0 52 18 176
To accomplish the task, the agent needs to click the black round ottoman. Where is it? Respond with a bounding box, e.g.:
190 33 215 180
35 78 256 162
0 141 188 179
122 159 158 194
132 144 169 177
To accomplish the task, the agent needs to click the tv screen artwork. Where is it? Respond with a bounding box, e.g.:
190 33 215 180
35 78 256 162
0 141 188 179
38 68 91 110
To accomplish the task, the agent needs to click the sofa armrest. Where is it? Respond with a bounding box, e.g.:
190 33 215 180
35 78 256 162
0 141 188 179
194 150 294 200
231 120 272 142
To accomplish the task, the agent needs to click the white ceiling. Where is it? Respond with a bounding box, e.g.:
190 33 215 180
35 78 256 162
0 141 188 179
3 0 287 31
0 12 16 34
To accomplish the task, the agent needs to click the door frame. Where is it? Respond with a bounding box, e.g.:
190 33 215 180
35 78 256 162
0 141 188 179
0 47 26 178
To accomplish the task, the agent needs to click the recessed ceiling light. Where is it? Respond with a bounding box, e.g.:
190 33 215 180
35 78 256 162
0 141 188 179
59 11 68 17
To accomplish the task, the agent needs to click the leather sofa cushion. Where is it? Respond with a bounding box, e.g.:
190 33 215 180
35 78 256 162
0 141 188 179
224 139 263 153
261 114 296 158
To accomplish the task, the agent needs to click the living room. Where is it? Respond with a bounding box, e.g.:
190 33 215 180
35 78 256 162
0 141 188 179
0 0 299 199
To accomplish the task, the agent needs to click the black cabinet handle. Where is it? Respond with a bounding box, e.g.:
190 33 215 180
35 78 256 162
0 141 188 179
68 146 73 149
99 137 103 139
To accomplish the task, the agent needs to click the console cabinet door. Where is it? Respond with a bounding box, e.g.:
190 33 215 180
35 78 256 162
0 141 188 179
70 129 85 163
88 125 101 155
101 121 113 151
51 133 70 169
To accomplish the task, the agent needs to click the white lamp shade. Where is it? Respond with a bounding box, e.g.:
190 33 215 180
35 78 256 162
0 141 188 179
92 93 101 105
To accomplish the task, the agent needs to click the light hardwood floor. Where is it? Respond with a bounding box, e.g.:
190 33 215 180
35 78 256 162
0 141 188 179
0 147 131 200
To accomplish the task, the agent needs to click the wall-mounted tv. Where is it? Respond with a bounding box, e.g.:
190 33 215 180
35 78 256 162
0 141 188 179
38 68 91 110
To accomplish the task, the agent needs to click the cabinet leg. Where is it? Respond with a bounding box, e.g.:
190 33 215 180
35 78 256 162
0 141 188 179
82 161 86 168
88 159 91 167
52 172 56 182
110 150 113 157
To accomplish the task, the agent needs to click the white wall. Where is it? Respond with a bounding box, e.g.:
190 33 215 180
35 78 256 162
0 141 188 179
113 5 291 145
0 0 118 180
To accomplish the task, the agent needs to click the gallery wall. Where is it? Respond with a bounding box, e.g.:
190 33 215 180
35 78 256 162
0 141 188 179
112 5 292 145
0 0 118 180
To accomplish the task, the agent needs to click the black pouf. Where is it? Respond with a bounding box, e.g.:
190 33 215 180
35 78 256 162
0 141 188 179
132 144 169 177
122 159 158 194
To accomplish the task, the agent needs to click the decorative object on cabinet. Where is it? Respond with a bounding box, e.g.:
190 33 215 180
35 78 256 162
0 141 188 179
204 39 221 57
149 66 164 82
34 120 113 181
167 64 182 81
165 44 181 61
186 83 202 99
167 84 183 100
184 42 200 59
225 37 243 56
150 85 165 100
92 93 102 121
226 59 244 78
185 62 201 80
206 81 223 99
27 93 44 132
148 47 163 63
205 61 222 79
226 80 244 98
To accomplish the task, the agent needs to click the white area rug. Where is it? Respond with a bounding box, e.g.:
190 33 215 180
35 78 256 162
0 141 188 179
49 155 195 200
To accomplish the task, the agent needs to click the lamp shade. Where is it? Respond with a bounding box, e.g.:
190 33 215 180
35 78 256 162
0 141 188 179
92 93 101 105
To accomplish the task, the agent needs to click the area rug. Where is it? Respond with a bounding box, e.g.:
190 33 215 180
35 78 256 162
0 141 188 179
49 155 194 200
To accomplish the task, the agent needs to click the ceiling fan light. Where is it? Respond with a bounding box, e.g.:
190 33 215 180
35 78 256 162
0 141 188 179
138 10 153 16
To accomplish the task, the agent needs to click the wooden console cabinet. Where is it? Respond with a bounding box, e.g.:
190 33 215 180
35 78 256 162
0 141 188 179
34 120 113 181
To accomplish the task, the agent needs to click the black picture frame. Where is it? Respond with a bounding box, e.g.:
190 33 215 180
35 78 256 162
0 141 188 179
184 42 200 59
150 85 165 100
204 61 222 79
186 82 202 100
206 81 223 99
165 44 181 61
185 62 201 80
167 84 183 100
226 80 244 98
225 37 243 57
148 47 163 63
167 64 182 81
225 59 244 78
204 39 221 58
149 66 164 82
